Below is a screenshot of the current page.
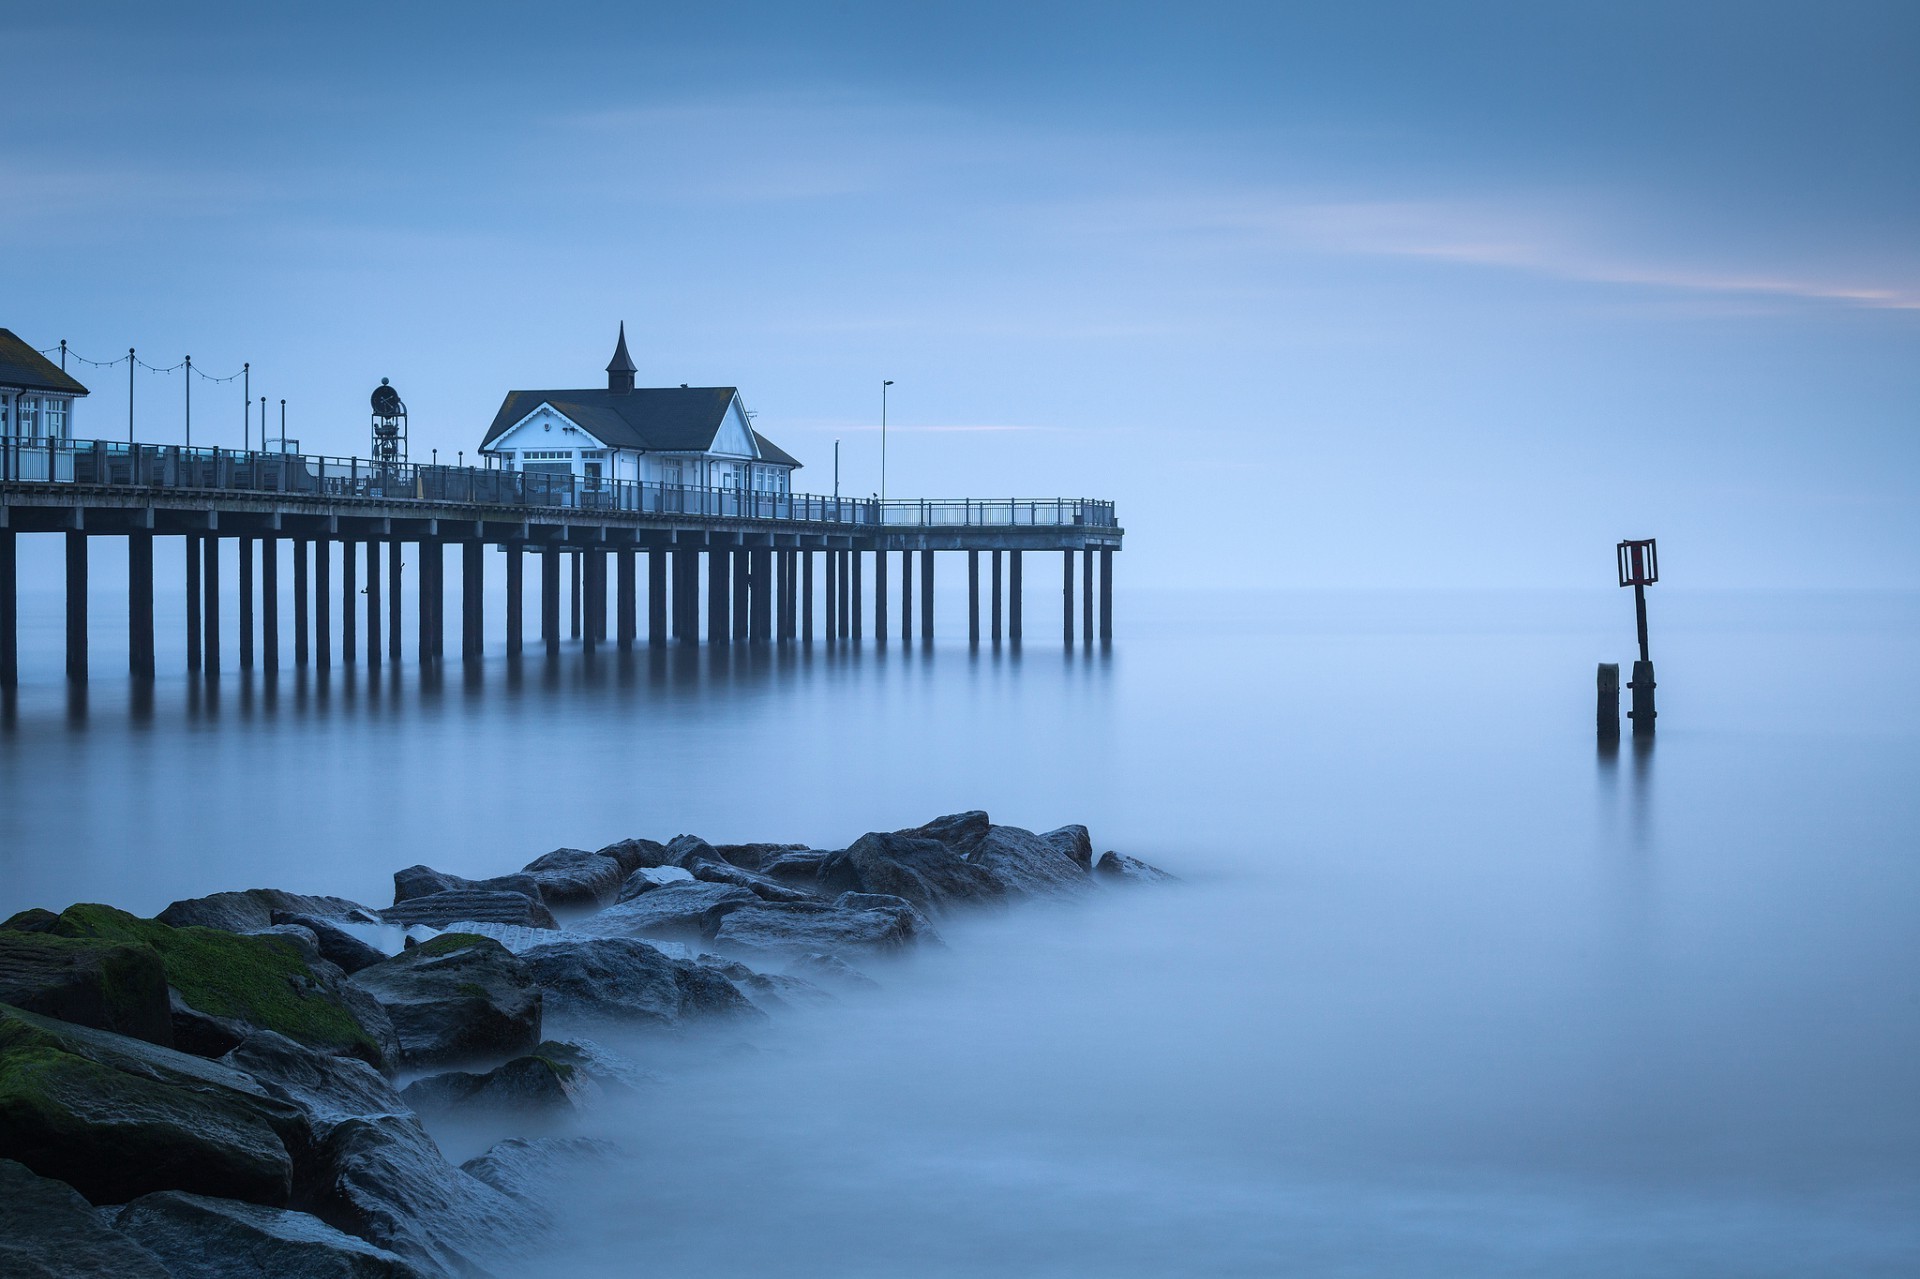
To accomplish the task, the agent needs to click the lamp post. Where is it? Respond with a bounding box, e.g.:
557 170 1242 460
1616 538 1659 735
880 380 893 504
834 439 840 500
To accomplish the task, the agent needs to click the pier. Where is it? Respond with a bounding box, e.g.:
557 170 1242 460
0 438 1123 684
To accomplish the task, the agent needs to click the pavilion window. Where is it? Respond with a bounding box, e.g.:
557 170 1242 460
45 398 66 439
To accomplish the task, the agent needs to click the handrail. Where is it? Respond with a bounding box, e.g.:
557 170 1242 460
0 436 1119 530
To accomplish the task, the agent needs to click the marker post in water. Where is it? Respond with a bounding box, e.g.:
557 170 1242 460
1616 538 1659 736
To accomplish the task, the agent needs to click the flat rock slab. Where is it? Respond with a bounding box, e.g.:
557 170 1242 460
520 848 626 908
520 935 756 1026
579 881 758 940
115 1190 428 1279
348 935 542 1070
157 889 379 934
392 864 542 906
614 865 695 902
1095 851 1177 883
709 896 929 955
220 1031 410 1136
689 860 818 903
0 1159 171 1278
381 889 558 931
593 837 671 874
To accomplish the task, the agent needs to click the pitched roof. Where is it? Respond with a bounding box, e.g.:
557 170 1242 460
0 330 90 396
605 323 637 376
481 386 802 469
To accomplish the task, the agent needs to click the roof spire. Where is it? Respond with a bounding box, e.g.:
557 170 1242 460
606 322 637 394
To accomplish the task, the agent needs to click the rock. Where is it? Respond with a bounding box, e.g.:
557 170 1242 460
969 823 1091 896
256 923 326 966
533 1038 658 1096
593 837 671 874
30 904 393 1069
708 896 929 955
907 809 992 854
760 848 834 888
115 1191 428 1279
1042 824 1095 871
168 987 249 1057
391 864 541 906
348 934 541 1069
614 864 697 901
696 956 832 1012
308 1114 542 1277
401 1049 599 1116
220 1031 409 1137
820 830 1003 909
578 881 757 941
0 1159 171 1278
156 890 379 934
688 859 818 903
787 952 883 991
664 833 725 869
273 913 389 975
0 1004 306 1206
1094 851 1177 883
710 842 810 872
520 848 626 908
520 936 757 1026
381 890 558 931
461 1135 615 1206
0 929 174 1047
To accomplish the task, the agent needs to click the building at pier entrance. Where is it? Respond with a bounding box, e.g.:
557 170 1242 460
478 325 801 495
0 330 89 444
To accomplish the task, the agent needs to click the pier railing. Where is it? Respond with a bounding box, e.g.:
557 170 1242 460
0 437 1117 529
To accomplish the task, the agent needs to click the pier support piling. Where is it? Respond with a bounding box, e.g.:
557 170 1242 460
365 540 381 668
583 548 605 651
824 550 836 643
419 542 437 664
340 538 356 665
262 538 278 672
802 552 814 641
238 538 255 671
293 540 309 666
851 551 862 640
542 546 560 656
1099 548 1112 641
732 549 750 641
65 532 87 681
617 549 635 649
921 550 935 641
314 539 328 669
1009 550 1022 641
1082 546 1093 644
465 541 485 660
0 530 14 689
389 540 402 662
709 549 730 644
991 550 1002 642
185 535 202 672
647 549 665 646
507 547 524 656
874 548 887 641
129 533 154 680
968 550 980 644
751 549 773 642
1062 549 1073 646
204 537 221 675
838 551 851 640
571 552 582 640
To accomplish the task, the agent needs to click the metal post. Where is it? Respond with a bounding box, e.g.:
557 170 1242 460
238 537 255 670
968 550 980 643
389 539 402 661
365 540 381 668
293 539 308 666
920 549 934 641
543 545 560 655
1598 663 1621 739
1099 548 1112 641
709 547 730 644
340 538 356 665
65 532 87 681
314 539 329 669
185 534 203 672
802 550 814 641
0 530 15 689
507 546 525 656
901 549 913 642
262 537 278 671
617 548 636 648
647 547 665 646
203 537 221 674
991 550 1003 641
1083 545 1094 644
1010 550 1023 641
465 540 484 660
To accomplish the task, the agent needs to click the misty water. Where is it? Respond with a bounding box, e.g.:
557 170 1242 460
2 574 1916 1277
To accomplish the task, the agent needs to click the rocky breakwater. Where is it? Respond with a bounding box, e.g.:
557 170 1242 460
0 812 1170 1277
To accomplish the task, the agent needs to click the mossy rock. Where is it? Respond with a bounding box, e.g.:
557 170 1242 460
41 905 384 1067
0 931 173 1047
0 1005 300 1207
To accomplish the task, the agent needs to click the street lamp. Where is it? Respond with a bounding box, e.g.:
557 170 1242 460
881 380 894 503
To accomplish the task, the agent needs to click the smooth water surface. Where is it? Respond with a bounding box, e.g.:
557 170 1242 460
2 585 1915 1276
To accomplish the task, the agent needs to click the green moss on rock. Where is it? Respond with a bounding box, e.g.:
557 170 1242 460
0 931 173 1047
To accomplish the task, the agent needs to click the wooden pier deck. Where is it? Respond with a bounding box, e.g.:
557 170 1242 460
0 437 1124 683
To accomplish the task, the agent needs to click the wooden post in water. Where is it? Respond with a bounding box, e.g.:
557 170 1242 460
776 550 791 641
340 538 356 665
851 551 862 640
571 552 582 640
823 549 836 643
129 532 154 680
582 548 604 651
388 541 403 661
1061 549 1073 646
732 549 750 641
1099 548 1113 641
990 549 1002 642
542 546 561 656
708 548 730 644
261 537 278 672
293 540 309 667
313 539 329 669
506 546 524 656
874 547 887 642
0 529 15 689
465 541 486 660
364 540 381 668
1597 663 1620 739
203 537 221 674
968 550 980 644
751 548 773 641
65 532 87 681
616 549 635 649
238 537 255 671
420 542 437 663
920 549 933 640
900 549 913 642
1009 550 1023 641
647 548 665 646
185 535 202 672
838 550 851 639
1082 545 1093 644
801 551 814 641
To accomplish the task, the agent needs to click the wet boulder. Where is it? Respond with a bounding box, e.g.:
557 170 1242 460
114 1191 428 1279
615 864 696 902
308 1114 542 1278
0 928 174 1047
580 881 757 941
391 864 541 906
272 912 389 975
220 1031 409 1137
348 934 541 1070
0 1004 306 1207
520 935 757 1026
788 952 883 991
907 809 993 855
711 842 811 873
0 1158 172 1278
708 895 931 955
401 1048 599 1117
820 829 1003 909
462 1135 615 1210
688 859 817 903
1094 851 1177 883
156 889 379 934
760 848 835 888
520 847 627 908
969 823 1091 896
593 837 672 874
696 956 833 1012
381 889 557 931
1042 824 1095 871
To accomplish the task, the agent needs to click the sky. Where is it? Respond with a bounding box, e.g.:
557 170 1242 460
3 0 1915 588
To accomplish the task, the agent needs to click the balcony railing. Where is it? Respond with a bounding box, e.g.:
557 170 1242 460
0 437 1118 530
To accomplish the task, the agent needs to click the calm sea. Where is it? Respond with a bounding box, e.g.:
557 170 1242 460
2 562 1915 1276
